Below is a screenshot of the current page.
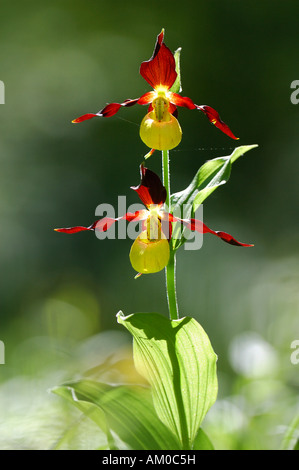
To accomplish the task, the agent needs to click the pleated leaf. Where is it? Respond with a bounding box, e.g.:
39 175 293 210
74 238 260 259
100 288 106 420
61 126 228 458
117 312 218 450
53 380 181 450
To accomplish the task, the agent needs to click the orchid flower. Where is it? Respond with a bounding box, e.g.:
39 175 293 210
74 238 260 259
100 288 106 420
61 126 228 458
55 166 253 276
72 30 239 152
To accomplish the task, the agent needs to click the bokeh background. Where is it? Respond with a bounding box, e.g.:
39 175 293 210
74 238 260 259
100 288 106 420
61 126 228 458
0 0 299 450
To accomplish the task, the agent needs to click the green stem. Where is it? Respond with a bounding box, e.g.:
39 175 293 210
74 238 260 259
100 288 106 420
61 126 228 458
162 149 170 209
162 149 179 320
165 249 179 320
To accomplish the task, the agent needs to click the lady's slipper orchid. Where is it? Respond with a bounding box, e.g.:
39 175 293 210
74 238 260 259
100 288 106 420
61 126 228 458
72 30 239 152
55 166 253 276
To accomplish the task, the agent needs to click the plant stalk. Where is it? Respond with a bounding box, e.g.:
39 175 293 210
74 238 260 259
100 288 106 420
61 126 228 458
162 149 180 320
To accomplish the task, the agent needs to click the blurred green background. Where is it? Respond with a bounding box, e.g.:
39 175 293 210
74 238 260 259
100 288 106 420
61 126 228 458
0 0 299 450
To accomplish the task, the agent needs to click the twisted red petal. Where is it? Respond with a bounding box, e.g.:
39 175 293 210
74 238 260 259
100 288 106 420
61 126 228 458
197 105 239 140
72 98 140 123
54 224 96 234
169 94 239 139
168 214 253 247
140 30 177 90
54 210 148 234
169 93 197 110
72 113 101 123
131 164 167 208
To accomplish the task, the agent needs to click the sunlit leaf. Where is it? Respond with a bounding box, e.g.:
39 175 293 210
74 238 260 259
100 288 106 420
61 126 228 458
53 380 181 450
117 311 218 450
52 383 117 450
169 47 182 94
192 428 214 450
170 144 258 249
280 413 299 450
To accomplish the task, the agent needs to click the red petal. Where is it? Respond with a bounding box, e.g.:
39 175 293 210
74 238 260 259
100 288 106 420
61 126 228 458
170 93 197 110
137 91 156 105
121 211 148 223
72 113 101 123
93 218 118 232
168 94 239 139
54 225 94 234
98 103 122 117
197 105 239 140
131 164 167 208
169 215 253 247
72 98 140 123
54 218 115 233
190 219 253 246
54 211 148 234
99 98 140 117
140 30 177 90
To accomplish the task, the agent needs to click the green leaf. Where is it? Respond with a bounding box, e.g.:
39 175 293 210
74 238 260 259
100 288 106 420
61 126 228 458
169 47 182 94
280 413 299 450
117 311 218 450
192 428 214 450
170 144 258 250
171 144 258 212
53 380 181 450
52 382 118 450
